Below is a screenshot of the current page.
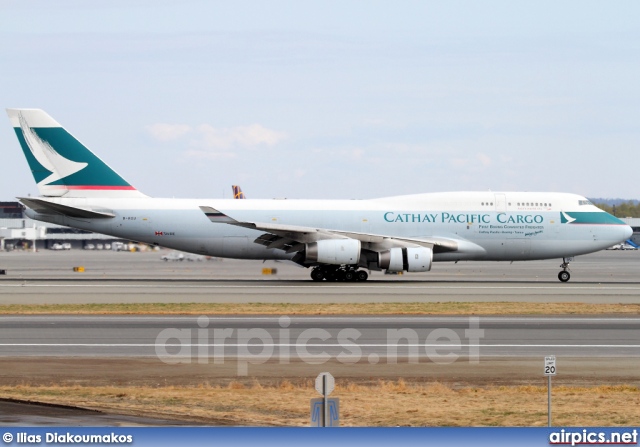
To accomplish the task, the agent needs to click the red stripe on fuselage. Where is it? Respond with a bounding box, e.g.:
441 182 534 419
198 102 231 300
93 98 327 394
46 185 137 190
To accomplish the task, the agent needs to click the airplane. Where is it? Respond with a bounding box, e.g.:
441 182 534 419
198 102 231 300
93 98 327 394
6 108 633 282
232 185 246 199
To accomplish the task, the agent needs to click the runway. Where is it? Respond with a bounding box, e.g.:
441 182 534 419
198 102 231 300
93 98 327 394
0 249 639 304
2 282 640 304
1 315 639 359
1 249 639 425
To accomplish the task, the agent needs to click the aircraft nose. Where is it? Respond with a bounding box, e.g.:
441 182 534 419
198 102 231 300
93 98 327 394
623 225 633 240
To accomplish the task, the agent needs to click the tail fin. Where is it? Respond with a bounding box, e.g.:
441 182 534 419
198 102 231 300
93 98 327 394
6 109 146 198
232 185 246 199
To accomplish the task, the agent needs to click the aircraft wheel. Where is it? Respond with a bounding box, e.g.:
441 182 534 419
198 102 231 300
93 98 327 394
356 270 369 281
558 271 570 282
311 269 324 281
325 271 338 281
344 270 355 281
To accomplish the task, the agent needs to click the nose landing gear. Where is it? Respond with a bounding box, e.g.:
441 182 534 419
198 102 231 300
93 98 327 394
558 257 573 282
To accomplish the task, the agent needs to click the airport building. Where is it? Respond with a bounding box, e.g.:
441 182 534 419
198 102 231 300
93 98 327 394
0 201 123 251
622 218 640 247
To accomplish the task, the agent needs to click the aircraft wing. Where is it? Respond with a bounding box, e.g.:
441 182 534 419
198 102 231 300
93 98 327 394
200 206 459 254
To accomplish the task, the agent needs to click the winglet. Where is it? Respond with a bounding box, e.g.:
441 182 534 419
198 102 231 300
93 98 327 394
200 206 238 223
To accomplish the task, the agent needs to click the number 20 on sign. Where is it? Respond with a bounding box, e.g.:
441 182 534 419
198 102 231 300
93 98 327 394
544 356 556 376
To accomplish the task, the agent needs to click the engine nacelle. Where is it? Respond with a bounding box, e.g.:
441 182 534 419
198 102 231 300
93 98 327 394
379 247 404 272
405 247 432 272
305 239 361 265
379 246 433 272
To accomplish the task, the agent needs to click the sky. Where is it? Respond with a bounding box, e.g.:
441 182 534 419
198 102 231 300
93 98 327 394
1 1 639 200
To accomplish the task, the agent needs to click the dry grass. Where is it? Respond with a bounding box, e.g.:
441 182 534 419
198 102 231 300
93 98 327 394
2 380 639 426
2 302 637 425
0 302 639 315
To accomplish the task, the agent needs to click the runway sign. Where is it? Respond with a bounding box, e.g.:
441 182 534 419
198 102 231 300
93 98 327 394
310 398 339 427
315 372 335 396
544 355 556 376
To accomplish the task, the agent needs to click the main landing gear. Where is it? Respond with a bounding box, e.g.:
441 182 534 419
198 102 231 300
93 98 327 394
558 257 572 282
310 265 369 282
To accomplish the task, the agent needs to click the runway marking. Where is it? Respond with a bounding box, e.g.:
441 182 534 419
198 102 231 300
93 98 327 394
2 284 640 291
1 343 639 348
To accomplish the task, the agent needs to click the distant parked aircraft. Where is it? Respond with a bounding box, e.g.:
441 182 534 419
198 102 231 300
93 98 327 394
232 185 246 199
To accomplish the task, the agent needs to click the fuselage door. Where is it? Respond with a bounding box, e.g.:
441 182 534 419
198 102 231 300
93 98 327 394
494 194 507 213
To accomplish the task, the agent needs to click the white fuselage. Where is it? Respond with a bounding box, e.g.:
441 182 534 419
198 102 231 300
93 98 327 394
25 191 632 263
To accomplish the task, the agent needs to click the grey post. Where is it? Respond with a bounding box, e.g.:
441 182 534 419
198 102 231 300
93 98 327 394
323 374 328 427
548 374 551 427
315 372 335 427
544 355 556 427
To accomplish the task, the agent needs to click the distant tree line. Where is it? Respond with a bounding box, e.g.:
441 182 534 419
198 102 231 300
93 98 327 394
590 198 639 206
592 201 640 218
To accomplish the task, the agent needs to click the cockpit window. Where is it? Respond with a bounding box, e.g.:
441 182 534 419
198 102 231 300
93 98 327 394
579 200 593 206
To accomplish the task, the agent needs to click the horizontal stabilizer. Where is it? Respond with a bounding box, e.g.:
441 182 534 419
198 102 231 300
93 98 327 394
18 197 115 219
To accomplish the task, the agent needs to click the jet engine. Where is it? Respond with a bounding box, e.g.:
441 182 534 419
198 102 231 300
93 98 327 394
378 246 433 272
305 239 361 265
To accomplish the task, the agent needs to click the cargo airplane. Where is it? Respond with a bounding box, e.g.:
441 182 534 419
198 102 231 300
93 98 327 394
6 109 632 282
